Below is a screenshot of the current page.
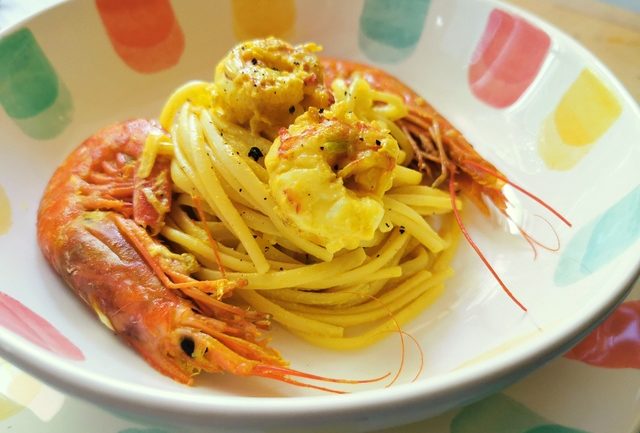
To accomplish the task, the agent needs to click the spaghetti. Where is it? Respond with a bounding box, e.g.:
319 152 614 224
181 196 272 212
141 38 460 349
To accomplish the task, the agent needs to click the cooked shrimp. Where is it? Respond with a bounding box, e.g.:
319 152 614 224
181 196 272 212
37 119 381 391
213 37 332 138
321 58 510 210
322 59 572 311
265 102 400 253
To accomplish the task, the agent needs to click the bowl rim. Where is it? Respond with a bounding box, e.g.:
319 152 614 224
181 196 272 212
1 0 639 427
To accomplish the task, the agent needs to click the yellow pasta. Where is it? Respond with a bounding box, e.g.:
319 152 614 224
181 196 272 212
293 283 446 350
152 58 460 351
238 290 344 338
159 80 211 130
197 248 367 290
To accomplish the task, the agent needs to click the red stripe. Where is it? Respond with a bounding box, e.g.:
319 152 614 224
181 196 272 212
565 300 640 369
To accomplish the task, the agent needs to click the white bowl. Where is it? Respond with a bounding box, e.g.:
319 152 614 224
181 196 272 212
0 0 639 431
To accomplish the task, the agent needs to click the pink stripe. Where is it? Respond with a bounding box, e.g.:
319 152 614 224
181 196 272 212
468 9 550 108
0 292 84 361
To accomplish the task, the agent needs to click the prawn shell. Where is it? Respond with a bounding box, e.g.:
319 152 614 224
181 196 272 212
37 120 198 383
38 119 162 266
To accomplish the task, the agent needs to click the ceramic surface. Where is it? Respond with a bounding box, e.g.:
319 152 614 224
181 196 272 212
0 0 639 431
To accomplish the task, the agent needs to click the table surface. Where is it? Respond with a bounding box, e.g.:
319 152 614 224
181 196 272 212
1 1 639 433
506 0 640 101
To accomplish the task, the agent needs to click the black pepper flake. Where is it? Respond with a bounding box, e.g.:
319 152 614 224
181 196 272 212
359 137 364 141
279 267 284 271
320 146 324 151
319 108 324 114
385 223 390 228
248 146 263 161
375 139 381 146
253 235 258 239
263 197 267 200
289 105 295 114
251 57 257 65
333 164 339 171
399 226 406 234
239 188 243 192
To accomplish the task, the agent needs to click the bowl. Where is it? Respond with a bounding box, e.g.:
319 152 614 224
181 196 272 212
1 0 639 431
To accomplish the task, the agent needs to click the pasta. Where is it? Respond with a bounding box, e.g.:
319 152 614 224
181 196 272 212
140 38 460 348
40 37 570 389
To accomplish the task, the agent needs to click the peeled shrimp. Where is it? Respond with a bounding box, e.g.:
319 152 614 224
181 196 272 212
265 102 400 253
213 37 332 138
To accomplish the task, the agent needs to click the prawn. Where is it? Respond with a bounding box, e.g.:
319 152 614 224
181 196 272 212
37 119 383 391
321 59 572 311
265 103 400 253
213 37 332 139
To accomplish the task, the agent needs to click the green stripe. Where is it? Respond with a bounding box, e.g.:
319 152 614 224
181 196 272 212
0 28 58 119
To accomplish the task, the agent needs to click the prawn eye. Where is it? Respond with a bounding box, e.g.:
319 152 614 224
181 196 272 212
180 337 196 357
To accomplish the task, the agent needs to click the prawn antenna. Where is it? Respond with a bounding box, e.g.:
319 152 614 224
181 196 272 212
461 159 572 227
340 289 426 387
192 195 227 277
448 166 528 312
506 213 561 260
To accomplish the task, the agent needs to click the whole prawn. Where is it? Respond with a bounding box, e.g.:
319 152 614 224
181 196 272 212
37 119 381 391
321 59 572 311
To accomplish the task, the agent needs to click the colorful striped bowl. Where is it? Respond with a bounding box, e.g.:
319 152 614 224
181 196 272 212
0 0 638 431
